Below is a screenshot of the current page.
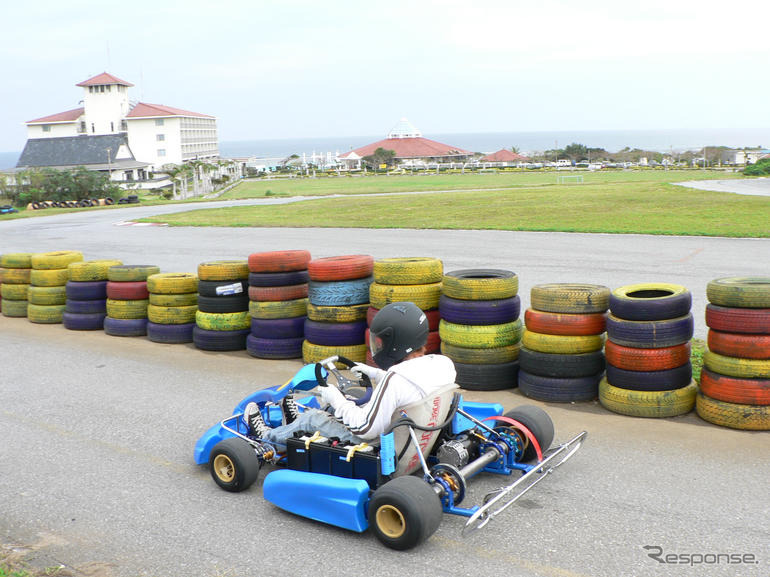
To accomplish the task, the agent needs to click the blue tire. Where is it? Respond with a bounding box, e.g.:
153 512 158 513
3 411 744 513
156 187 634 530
250 316 306 339
65 298 107 314
308 277 373 306
518 369 602 402
246 334 304 359
62 311 106 330
104 316 148 337
193 326 250 351
66 281 108 300
303 319 367 346
606 313 694 348
605 362 692 391
438 295 520 325
147 321 195 344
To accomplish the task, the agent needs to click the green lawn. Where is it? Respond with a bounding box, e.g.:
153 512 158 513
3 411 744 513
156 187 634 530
140 176 770 237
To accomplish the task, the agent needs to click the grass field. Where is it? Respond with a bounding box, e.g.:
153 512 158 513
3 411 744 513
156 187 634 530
140 171 769 237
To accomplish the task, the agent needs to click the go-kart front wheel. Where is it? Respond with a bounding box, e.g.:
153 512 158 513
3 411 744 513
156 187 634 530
368 475 442 550
209 438 261 492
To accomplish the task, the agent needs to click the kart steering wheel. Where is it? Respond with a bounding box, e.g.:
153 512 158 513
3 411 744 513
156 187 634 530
314 355 373 406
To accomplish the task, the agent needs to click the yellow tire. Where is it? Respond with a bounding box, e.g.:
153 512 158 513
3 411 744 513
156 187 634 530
30 268 69 287
1 268 31 284
372 257 443 285
1 283 30 300
197 260 249 281
68 260 123 281
306 303 368 322
31 250 83 270
196 310 251 330
0 253 33 268
438 319 523 349
28 285 67 305
249 298 308 319
1 299 28 317
302 341 367 366
695 391 770 430
703 351 770 379
27 303 66 324
369 281 442 310
521 330 604 354
706 277 770 308
146 273 198 294
599 377 696 418
108 265 161 282
147 304 198 324
106 298 149 319
149 292 198 307
531 283 610 313
442 269 518 300
440 341 520 364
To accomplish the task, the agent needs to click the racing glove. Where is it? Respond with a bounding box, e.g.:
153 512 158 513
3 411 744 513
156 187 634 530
351 362 386 384
319 384 347 411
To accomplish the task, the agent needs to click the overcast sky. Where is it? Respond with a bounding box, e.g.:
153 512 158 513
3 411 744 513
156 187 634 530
2 0 769 152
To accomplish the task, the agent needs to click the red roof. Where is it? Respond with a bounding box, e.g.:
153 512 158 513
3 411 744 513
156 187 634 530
76 72 134 87
27 107 85 124
126 102 214 119
340 137 470 159
480 149 529 162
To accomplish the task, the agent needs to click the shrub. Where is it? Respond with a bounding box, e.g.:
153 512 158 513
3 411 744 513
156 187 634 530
743 158 770 176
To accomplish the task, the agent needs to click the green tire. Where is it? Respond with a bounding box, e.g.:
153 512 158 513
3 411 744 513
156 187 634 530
106 298 149 319
28 285 67 305
703 350 770 379
196 310 251 330
148 304 198 324
696 391 770 430
249 298 308 319
521 330 605 354
438 319 523 349
27 303 66 324
369 282 442 310
440 341 520 364
706 277 770 308
599 377 696 418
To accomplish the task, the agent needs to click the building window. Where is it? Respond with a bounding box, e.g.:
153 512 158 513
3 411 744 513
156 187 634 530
120 120 127 131
156 134 165 142
157 149 166 157
111 122 114 132
106 85 111 92
91 123 95 133
42 125 51 132
155 118 164 126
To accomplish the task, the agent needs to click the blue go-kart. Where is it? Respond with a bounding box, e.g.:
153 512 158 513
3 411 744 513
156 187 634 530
194 355 587 550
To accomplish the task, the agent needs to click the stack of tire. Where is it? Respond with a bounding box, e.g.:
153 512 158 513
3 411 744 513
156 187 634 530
438 269 522 391
1 253 33 318
600 283 696 418
367 258 443 365
519 284 610 402
697 277 770 430
28 251 84 324
146 273 199 344
246 250 310 360
63 260 122 330
104 265 159 337
194 261 251 351
303 255 374 365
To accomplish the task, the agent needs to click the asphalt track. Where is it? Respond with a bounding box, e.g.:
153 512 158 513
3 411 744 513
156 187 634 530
676 177 770 196
1 198 768 577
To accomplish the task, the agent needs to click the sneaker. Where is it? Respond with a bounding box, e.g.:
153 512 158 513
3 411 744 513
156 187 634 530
281 393 301 425
243 402 271 438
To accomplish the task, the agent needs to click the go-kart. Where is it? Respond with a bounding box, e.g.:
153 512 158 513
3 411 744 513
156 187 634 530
194 356 587 550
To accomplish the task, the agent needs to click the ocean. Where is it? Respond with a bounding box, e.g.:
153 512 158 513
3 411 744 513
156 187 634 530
2 127 768 169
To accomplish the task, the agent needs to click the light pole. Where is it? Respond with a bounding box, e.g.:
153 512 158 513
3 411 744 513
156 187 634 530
106 148 112 182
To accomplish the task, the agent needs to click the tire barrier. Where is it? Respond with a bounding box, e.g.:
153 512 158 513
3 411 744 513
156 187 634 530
599 378 697 418
698 277 770 430
103 264 157 337
147 321 196 344
520 283 609 402
194 260 249 351
27 250 83 324
438 268 521 390
307 255 374 282
68 260 123 282
193 326 251 351
104 316 149 337
248 250 311 273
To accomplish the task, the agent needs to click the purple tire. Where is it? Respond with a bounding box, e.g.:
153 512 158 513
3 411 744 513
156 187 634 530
250 316 306 339
147 322 195 344
303 319 367 346
246 334 304 359
605 362 692 391
65 299 107 314
66 281 108 300
104 316 148 337
438 295 520 325
248 270 310 287
518 369 601 402
193 326 250 351
62 311 106 331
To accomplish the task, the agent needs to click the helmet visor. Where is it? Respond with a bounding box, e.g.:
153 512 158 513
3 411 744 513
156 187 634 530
368 327 391 358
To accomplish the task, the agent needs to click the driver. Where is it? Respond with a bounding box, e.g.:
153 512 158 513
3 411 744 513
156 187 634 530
243 301 457 446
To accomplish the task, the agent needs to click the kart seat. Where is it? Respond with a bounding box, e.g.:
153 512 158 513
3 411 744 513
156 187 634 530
391 382 459 477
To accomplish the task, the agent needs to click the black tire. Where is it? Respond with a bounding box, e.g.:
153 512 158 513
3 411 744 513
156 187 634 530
197 293 250 313
104 197 114 205
609 283 691 321
308 277 373 306
368 475 443 550
197 279 248 298
147 322 195 344
518 369 601 403
303 319 367 346
103 316 148 336
210 437 261 492
250 316 306 339
454 360 519 391
605 362 693 391
248 270 310 287
246 335 304 359
62 311 106 330
503 405 555 461
438 294 520 325
65 298 107 314
518 347 605 378
65 280 108 300
193 326 250 351
117 198 128 204
606 313 694 348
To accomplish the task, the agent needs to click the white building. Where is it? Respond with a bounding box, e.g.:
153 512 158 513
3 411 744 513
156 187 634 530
18 72 220 184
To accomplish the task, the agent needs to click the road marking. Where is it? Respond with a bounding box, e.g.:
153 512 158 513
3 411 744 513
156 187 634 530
114 221 168 226
677 247 703 262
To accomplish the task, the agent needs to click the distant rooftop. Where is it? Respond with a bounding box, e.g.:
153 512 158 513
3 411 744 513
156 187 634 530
76 72 134 87
27 107 84 124
16 134 136 168
126 102 214 119
387 118 422 139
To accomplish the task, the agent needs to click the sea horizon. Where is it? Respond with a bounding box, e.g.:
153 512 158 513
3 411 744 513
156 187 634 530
2 127 769 170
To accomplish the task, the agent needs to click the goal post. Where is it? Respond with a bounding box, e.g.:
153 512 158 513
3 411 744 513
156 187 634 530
556 175 584 185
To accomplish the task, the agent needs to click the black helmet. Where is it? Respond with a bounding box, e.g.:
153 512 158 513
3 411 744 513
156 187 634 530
369 302 429 369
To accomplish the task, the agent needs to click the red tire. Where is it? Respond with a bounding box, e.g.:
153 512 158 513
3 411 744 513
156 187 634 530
705 304 770 334
707 329 770 360
248 284 309 302
699 368 770 405
106 281 149 300
604 340 690 371
248 250 311 273
524 308 606 336
308 255 374 281
367 306 440 331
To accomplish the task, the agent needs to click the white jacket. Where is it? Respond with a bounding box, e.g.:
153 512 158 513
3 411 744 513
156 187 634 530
333 354 457 441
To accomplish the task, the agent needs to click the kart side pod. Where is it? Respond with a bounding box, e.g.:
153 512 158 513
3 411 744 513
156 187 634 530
263 469 370 533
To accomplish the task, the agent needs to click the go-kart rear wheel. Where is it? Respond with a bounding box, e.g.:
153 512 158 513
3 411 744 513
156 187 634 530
209 438 261 492
368 475 442 550
504 405 554 462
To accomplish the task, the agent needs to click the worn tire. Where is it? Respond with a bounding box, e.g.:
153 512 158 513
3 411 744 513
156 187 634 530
369 282 442 310
439 295 520 326
308 278 372 306
606 313 694 348
105 298 149 319
106 281 149 300
530 283 610 314
606 362 692 391
147 304 198 324
68 260 123 282
149 292 198 307
30 268 69 287
196 279 248 298
706 277 770 308
308 255 374 281
249 298 308 319
1 283 30 300
521 330 604 354
108 265 161 282
248 270 310 287
28 285 67 305
440 341 520 364
192 326 250 350
62 311 106 330
372 257 443 285
439 319 523 348
303 319 367 346
0 253 32 268
248 284 308 302
454 360 519 391
306 302 368 323
250 316 306 339
248 250 311 273
30 250 83 270
65 299 107 314
1 268 31 284
27 303 66 323
147 322 195 344
609 283 691 321
598 377 696 418
524 308 605 336
302 341 367 365
246 335 304 359
707 329 770 360
196 310 251 331
197 294 250 314
604 341 690 371
699 368 770 405
518 369 601 402
519 347 605 378
703 351 770 379
146 273 198 294
1 299 28 317
705 304 770 334
695 391 770 430
66 280 107 300
442 269 518 300
197 260 249 281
